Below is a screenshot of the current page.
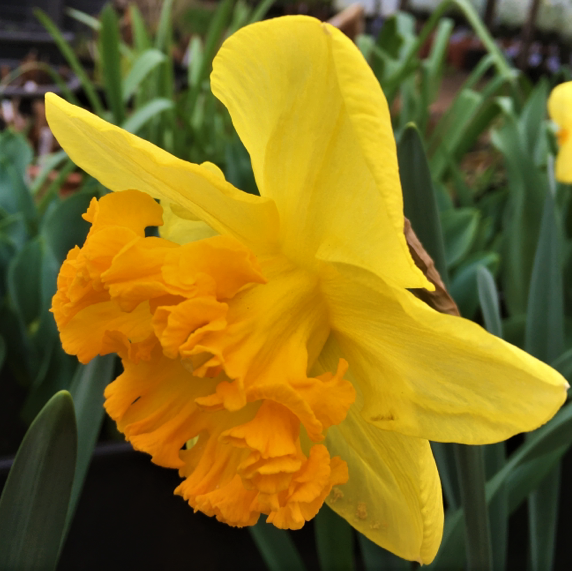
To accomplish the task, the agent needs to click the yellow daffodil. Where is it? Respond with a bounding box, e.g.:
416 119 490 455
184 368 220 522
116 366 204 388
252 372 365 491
548 81 572 182
46 16 567 564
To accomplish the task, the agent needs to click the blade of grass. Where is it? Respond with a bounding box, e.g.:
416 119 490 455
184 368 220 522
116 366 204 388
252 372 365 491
122 48 166 103
65 7 101 30
99 4 125 125
121 98 174 134
35 9 104 116
187 0 234 113
129 4 152 52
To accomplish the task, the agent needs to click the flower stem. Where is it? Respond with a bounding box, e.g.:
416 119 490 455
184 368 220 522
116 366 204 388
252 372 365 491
454 444 493 571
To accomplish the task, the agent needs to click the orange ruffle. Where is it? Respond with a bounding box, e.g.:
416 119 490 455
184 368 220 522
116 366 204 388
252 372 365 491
53 190 355 528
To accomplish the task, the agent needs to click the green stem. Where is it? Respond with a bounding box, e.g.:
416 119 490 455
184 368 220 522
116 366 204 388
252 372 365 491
454 444 493 571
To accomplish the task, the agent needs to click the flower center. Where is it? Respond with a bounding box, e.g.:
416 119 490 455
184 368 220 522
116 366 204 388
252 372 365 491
52 189 355 528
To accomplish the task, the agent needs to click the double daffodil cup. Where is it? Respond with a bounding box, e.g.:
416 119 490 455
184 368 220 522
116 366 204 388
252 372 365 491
46 16 567 564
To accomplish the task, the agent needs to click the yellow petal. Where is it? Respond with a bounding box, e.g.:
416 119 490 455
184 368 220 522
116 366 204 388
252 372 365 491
321 262 568 444
315 338 442 564
211 16 430 290
45 93 279 253
159 202 217 244
555 136 572 183
548 81 572 129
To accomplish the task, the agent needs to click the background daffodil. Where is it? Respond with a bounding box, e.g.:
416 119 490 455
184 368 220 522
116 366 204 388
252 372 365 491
548 80 572 183
45 15 567 565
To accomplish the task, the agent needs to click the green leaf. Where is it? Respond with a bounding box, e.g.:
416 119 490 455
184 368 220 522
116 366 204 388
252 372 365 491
249 520 307 571
551 348 572 384
397 123 448 281
525 190 564 362
123 48 166 103
0 391 77 571
99 4 125 125
154 0 174 53
41 191 95 265
224 134 258 195
249 0 276 24
519 78 549 159
0 155 37 230
476 265 503 338
524 189 564 571
492 113 548 316
0 212 28 252
30 150 68 196
450 251 499 319
441 208 480 268
187 36 204 89
65 7 100 31
431 399 572 569
315 505 354 571
187 0 234 113
121 98 174 134
35 9 104 116
422 17 453 108
0 130 33 181
65 355 116 533
453 445 493 571
358 533 410 571
129 4 152 52
528 467 560 571
7 237 43 326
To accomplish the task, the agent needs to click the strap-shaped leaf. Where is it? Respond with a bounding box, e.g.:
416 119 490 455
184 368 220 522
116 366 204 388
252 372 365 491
315 505 354 571
430 399 572 569
249 519 307 571
65 356 116 533
0 391 77 571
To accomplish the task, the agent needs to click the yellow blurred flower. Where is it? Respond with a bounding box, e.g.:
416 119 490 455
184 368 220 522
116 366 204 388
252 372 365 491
548 81 572 182
47 16 567 564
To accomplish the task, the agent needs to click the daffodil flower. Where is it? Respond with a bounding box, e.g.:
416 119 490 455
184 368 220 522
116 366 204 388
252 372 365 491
46 16 567 564
549 81 572 183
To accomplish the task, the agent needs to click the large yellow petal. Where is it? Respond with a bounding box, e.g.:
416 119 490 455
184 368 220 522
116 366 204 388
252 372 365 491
211 16 430 290
315 338 443 564
320 262 568 444
45 93 279 253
